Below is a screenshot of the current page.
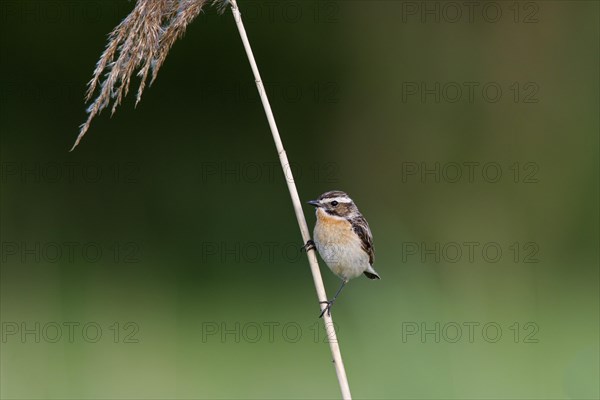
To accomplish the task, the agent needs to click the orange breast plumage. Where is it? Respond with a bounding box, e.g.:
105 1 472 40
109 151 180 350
313 208 370 280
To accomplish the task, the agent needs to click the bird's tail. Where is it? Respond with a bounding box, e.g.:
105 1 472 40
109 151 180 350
364 267 381 280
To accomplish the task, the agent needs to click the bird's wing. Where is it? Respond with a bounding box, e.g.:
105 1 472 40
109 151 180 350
351 215 375 265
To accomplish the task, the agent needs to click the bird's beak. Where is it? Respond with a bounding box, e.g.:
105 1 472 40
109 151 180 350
307 199 321 207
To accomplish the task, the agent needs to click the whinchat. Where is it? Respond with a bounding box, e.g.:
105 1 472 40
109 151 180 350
306 191 380 317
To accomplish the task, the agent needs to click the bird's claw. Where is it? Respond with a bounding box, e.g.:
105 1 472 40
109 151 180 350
302 240 316 252
319 300 334 318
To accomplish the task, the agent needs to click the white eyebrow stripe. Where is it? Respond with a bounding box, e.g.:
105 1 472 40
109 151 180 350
323 197 352 203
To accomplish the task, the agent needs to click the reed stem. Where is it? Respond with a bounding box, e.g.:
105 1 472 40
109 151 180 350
228 1 352 398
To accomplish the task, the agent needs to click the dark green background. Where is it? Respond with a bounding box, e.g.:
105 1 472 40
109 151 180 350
1 1 598 399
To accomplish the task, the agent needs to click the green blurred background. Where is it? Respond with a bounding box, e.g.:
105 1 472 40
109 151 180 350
1 1 598 399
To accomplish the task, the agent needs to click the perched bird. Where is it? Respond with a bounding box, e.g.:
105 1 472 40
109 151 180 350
306 191 380 317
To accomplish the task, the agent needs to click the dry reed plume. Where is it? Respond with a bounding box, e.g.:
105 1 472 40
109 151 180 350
72 0 227 150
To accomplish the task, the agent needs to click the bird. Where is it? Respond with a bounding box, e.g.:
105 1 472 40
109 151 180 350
306 190 380 317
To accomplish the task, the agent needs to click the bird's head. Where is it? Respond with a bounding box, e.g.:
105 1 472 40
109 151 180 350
307 190 360 218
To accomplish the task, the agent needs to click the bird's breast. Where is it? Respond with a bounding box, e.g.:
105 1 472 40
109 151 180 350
313 208 368 280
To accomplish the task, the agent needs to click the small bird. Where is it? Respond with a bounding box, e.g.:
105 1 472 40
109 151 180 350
306 191 380 317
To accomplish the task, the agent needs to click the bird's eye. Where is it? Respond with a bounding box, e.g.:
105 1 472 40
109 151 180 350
331 201 339 207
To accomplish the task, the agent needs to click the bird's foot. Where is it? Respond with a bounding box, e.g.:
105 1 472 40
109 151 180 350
319 299 335 318
302 240 316 252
